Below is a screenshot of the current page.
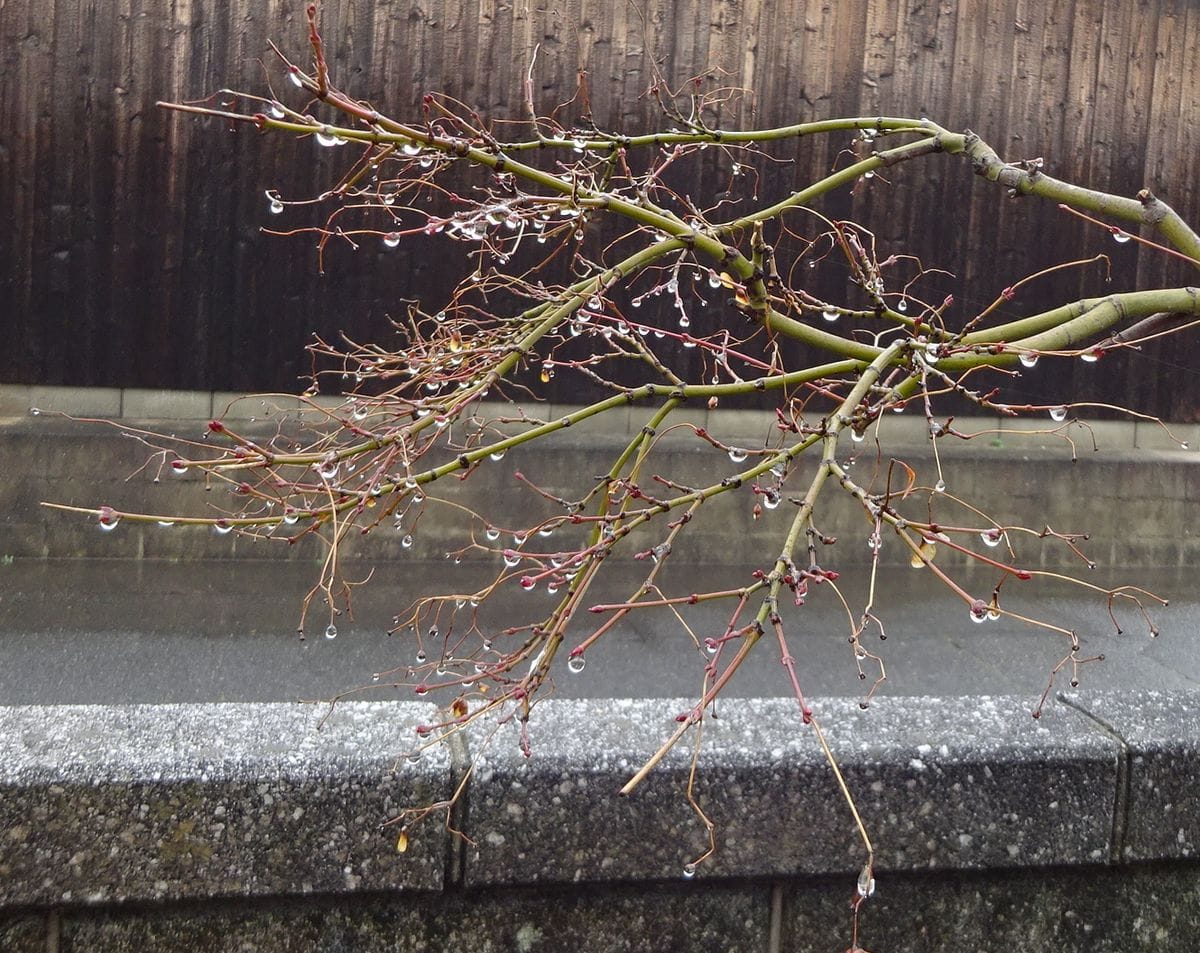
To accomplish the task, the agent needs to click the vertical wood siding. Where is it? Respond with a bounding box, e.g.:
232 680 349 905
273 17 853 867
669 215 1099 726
2 0 1198 417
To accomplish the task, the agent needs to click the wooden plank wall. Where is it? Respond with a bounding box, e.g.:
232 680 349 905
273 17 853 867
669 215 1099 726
2 0 1198 418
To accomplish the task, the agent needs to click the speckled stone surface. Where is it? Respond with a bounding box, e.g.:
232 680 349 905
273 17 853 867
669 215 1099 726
1066 690 1200 862
783 861 1200 952
461 695 1120 886
57 883 772 952
0 702 449 905
11 691 1199 914
0 915 46 953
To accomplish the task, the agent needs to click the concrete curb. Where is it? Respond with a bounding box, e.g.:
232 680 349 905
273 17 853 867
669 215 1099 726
2 691 1196 910
0 702 449 906
463 695 1117 885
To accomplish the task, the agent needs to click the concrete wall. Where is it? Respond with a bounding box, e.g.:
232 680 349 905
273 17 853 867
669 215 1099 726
3 387 1199 569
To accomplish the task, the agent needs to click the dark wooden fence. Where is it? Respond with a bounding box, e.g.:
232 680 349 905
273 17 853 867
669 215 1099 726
3 0 1199 418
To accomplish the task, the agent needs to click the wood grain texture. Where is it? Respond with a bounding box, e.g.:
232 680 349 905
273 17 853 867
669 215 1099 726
2 0 1199 417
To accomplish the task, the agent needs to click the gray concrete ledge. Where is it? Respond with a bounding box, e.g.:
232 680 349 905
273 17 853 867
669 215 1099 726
0 702 449 906
4 384 1200 450
1062 691 1200 862
2 691 1197 912
464 695 1117 886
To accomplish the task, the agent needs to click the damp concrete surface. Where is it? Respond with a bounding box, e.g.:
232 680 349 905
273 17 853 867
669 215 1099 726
0 558 1195 706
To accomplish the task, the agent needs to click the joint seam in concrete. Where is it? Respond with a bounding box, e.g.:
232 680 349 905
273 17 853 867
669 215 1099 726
46 909 60 953
767 882 783 953
1056 692 1132 863
444 727 472 890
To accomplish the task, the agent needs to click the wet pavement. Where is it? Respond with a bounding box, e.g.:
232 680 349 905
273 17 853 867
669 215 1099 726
1 558 1195 706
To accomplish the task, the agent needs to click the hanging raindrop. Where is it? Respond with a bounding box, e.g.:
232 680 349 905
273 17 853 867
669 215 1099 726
728 447 748 463
1049 406 1068 422
1019 352 1039 369
315 458 339 480
324 624 338 640
856 864 876 898
383 233 401 248
567 655 586 674
1111 230 1132 244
